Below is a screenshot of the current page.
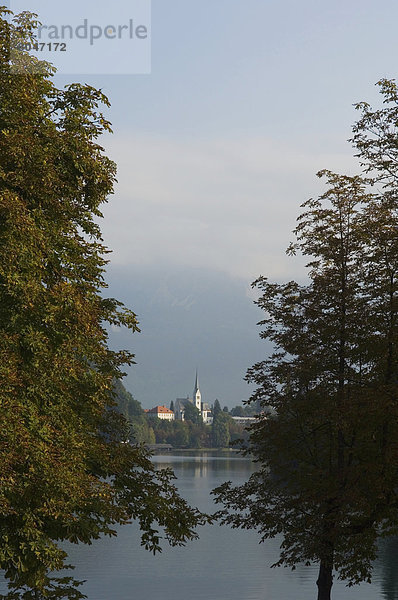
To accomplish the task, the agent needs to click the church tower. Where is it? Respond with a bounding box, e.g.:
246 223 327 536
193 371 201 412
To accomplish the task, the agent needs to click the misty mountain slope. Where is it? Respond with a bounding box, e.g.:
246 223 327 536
105 265 269 408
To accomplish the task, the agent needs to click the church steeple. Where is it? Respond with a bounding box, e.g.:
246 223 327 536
193 370 201 411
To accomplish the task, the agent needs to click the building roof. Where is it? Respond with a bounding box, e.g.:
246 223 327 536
146 405 174 415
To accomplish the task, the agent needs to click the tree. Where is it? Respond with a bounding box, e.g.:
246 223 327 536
186 421 210 449
212 412 231 448
231 403 258 417
213 399 221 419
183 402 202 425
0 10 208 599
112 380 159 444
113 379 143 420
172 421 190 447
228 418 249 446
351 78 398 186
170 400 175 412
132 421 156 445
213 168 398 600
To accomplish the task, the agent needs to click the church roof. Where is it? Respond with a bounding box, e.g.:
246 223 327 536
175 397 193 408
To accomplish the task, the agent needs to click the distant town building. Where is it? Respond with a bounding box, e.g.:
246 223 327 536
231 416 257 426
174 372 213 424
145 405 175 421
201 404 212 424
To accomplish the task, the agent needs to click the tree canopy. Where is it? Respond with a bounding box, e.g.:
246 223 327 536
0 9 208 599
183 402 202 425
212 398 221 419
211 411 231 448
214 81 398 600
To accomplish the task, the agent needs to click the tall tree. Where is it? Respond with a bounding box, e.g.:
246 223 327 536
212 412 231 448
214 170 398 600
0 10 207 599
213 399 221 419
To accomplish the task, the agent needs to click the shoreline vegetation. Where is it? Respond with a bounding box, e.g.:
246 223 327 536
114 379 253 450
147 445 243 453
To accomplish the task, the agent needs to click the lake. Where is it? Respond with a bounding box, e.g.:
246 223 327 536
0 451 396 599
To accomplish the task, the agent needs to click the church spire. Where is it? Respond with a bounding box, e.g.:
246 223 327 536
193 370 201 411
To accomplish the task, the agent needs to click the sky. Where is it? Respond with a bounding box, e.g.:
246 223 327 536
10 0 398 407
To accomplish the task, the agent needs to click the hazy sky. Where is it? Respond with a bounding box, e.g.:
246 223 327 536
80 0 398 280
10 1 398 406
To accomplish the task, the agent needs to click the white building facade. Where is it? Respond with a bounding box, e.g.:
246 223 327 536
145 405 175 421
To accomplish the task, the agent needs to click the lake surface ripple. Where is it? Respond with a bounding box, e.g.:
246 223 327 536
1 451 396 599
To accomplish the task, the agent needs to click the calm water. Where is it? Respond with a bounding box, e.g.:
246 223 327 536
1 451 397 599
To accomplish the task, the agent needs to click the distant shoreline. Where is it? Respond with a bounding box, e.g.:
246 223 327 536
148 446 243 454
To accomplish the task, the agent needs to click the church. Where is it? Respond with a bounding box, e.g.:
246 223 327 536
174 372 213 424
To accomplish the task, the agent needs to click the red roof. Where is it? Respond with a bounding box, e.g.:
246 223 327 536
147 405 174 415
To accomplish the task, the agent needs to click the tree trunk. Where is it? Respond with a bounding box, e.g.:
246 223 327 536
316 560 333 600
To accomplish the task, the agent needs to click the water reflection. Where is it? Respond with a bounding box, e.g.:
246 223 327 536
0 452 393 600
375 537 398 600
153 451 257 482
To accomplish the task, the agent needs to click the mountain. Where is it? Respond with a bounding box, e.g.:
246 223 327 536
105 264 269 409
